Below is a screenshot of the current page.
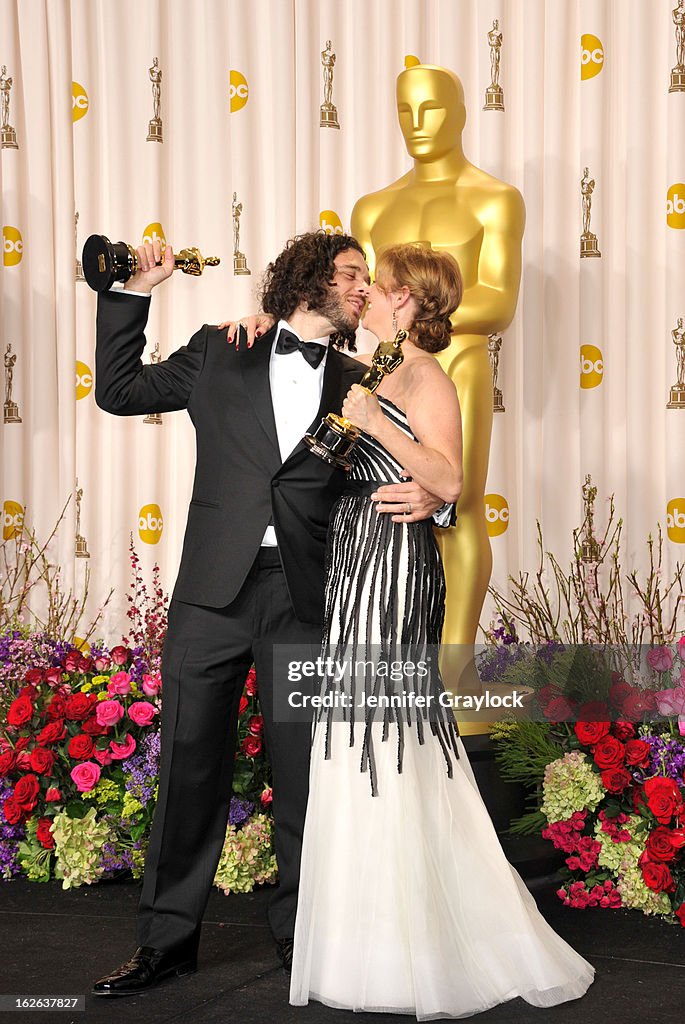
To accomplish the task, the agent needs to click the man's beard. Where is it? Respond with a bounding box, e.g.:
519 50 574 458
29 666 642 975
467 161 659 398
313 286 359 348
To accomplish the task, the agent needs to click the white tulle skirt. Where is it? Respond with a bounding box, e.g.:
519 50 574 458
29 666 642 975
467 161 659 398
290 722 594 1020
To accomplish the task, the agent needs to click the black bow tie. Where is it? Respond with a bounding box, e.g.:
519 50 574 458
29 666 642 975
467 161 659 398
275 329 327 368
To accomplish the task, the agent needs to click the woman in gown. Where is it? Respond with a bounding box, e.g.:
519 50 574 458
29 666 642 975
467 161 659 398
289 243 594 1019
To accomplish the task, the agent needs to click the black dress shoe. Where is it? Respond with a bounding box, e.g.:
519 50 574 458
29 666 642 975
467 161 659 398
92 944 197 997
276 937 294 975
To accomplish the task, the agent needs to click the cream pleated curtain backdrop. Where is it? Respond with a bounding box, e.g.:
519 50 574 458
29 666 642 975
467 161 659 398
1 0 683 641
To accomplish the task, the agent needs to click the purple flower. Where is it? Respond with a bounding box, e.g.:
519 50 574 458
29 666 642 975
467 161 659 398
228 796 254 827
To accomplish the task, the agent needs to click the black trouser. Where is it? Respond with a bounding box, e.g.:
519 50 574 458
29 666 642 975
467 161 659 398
136 547 319 952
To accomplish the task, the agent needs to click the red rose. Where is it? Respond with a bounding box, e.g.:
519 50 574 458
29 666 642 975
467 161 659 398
68 734 95 761
13 774 40 812
81 716 109 736
241 735 262 758
64 692 96 721
574 721 610 746
45 668 63 686
64 652 80 672
624 739 651 767
601 767 632 793
244 668 258 696
110 645 129 666
24 668 45 685
676 903 685 928
35 817 55 850
646 826 680 862
18 684 38 700
45 695 67 721
260 786 273 807
7 695 34 728
45 787 62 803
542 696 575 721
15 737 30 752
593 735 626 770
248 715 264 736
239 695 249 716
641 859 675 893
0 750 17 776
2 796 22 824
609 679 633 707
78 657 93 673
644 777 684 825
613 720 636 741
36 720 66 746
29 748 56 776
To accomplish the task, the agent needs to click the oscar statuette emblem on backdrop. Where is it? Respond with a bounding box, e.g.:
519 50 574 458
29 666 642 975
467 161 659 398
144 345 163 425
320 40 340 129
232 192 251 275
147 57 163 142
4 344 22 424
671 0 685 91
667 317 685 409
305 330 407 469
74 481 90 559
580 168 601 258
488 333 505 413
0 65 17 149
483 20 505 111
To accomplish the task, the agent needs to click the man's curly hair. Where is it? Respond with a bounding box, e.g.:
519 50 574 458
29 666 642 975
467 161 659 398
260 231 366 350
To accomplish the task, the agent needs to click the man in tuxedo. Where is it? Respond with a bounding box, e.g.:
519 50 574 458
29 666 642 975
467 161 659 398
92 231 446 996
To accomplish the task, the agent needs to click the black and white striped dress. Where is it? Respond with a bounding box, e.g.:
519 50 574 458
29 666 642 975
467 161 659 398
291 396 594 1019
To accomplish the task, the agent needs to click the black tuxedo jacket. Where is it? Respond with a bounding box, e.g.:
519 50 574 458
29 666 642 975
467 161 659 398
95 292 365 624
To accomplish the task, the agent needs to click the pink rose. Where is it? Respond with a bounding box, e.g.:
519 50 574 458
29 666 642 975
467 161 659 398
655 687 685 717
107 671 132 695
94 747 113 766
95 700 125 727
141 673 161 697
110 645 129 666
648 647 674 673
45 667 63 686
70 761 101 793
94 656 111 672
128 701 157 727
109 734 136 760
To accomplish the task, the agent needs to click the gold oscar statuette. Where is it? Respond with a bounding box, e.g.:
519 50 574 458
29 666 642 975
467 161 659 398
0 65 17 149
580 167 601 258
81 235 220 292
667 316 685 409
320 40 340 129
147 57 163 142
74 480 90 559
4 343 22 423
305 329 407 470
144 344 163 424
671 0 685 91
232 192 251 275
488 333 505 412
75 212 85 282
483 20 505 111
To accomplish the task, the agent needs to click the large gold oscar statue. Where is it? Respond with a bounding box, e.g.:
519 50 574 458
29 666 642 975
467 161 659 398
351 64 525 722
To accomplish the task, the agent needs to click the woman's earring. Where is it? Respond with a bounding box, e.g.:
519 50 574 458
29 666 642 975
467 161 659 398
392 308 398 334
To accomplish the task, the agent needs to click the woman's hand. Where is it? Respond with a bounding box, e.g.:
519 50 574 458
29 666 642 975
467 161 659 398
341 384 384 435
219 313 274 348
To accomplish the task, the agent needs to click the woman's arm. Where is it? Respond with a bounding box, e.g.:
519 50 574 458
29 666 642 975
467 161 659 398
341 362 463 504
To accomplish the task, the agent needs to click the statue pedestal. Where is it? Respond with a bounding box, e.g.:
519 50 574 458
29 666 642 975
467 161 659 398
483 85 504 111
493 387 505 413
580 233 601 258
147 118 163 143
143 412 163 425
233 252 251 275
320 104 340 129
3 401 21 423
670 67 685 92
75 535 90 559
1 126 18 149
667 384 685 409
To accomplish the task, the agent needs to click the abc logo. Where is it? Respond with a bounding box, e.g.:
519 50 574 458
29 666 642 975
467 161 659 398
319 210 343 235
139 503 164 544
3 226 23 266
404 55 421 68
667 184 685 229
667 498 685 543
229 70 249 113
581 34 604 80
75 360 93 400
3 500 24 541
142 222 166 247
484 494 509 537
580 344 603 388
72 82 89 122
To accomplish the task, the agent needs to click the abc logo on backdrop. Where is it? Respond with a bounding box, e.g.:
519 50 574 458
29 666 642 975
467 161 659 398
75 361 93 400
581 34 604 80
3 226 23 266
229 70 249 112
142 223 166 247
72 82 89 122
319 210 343 235
3 501 24 541
667 499 685 543
667 184 685 229
485 494 509 536
580 345 603 388
139 504 164 544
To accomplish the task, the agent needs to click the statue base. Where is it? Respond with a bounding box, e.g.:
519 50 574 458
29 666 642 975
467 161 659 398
1 126 18 149
233 252 251 276
320 104 340 129
667 384 685 409
493 388 505 413
483 85 504 111
3 401 21 423
580 232 601 258
75 259 85 282
75 536 90 559
669 67 685 92
304 413 360 471
143 412 163 425
147 118 163 143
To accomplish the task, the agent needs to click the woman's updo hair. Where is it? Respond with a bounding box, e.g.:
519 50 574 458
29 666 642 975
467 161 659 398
375 243 463 353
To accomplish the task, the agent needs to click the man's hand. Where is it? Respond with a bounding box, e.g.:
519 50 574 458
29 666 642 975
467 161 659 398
123 239 174 294
219 313 274 348
372 473 446 524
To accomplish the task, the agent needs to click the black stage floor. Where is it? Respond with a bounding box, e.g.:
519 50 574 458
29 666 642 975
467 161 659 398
0 875 683 1024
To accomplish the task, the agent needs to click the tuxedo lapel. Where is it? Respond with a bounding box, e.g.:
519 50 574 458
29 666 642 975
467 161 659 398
237 326 281 463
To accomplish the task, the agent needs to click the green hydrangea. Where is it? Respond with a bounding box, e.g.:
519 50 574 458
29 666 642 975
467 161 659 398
594 814 644 874
121 792 144 818
51 807 113 890
214 813 277 895
82 778 122 808
541 751 605 822
616 860 672 916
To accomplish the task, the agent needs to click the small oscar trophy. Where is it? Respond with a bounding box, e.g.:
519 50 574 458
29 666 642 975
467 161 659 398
144 344 163 424
483 20 505 111
305 329 408 470
4 343 22 423
81 234 220 291
320 40 340 129
74 481 90 559
580 167 601 258
232 192 251 275
667 316 685 409
670 0 685 91
74 212 85 282
1 65 18 149
580 474 601 563
488 333 505 412
147 57 163 142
